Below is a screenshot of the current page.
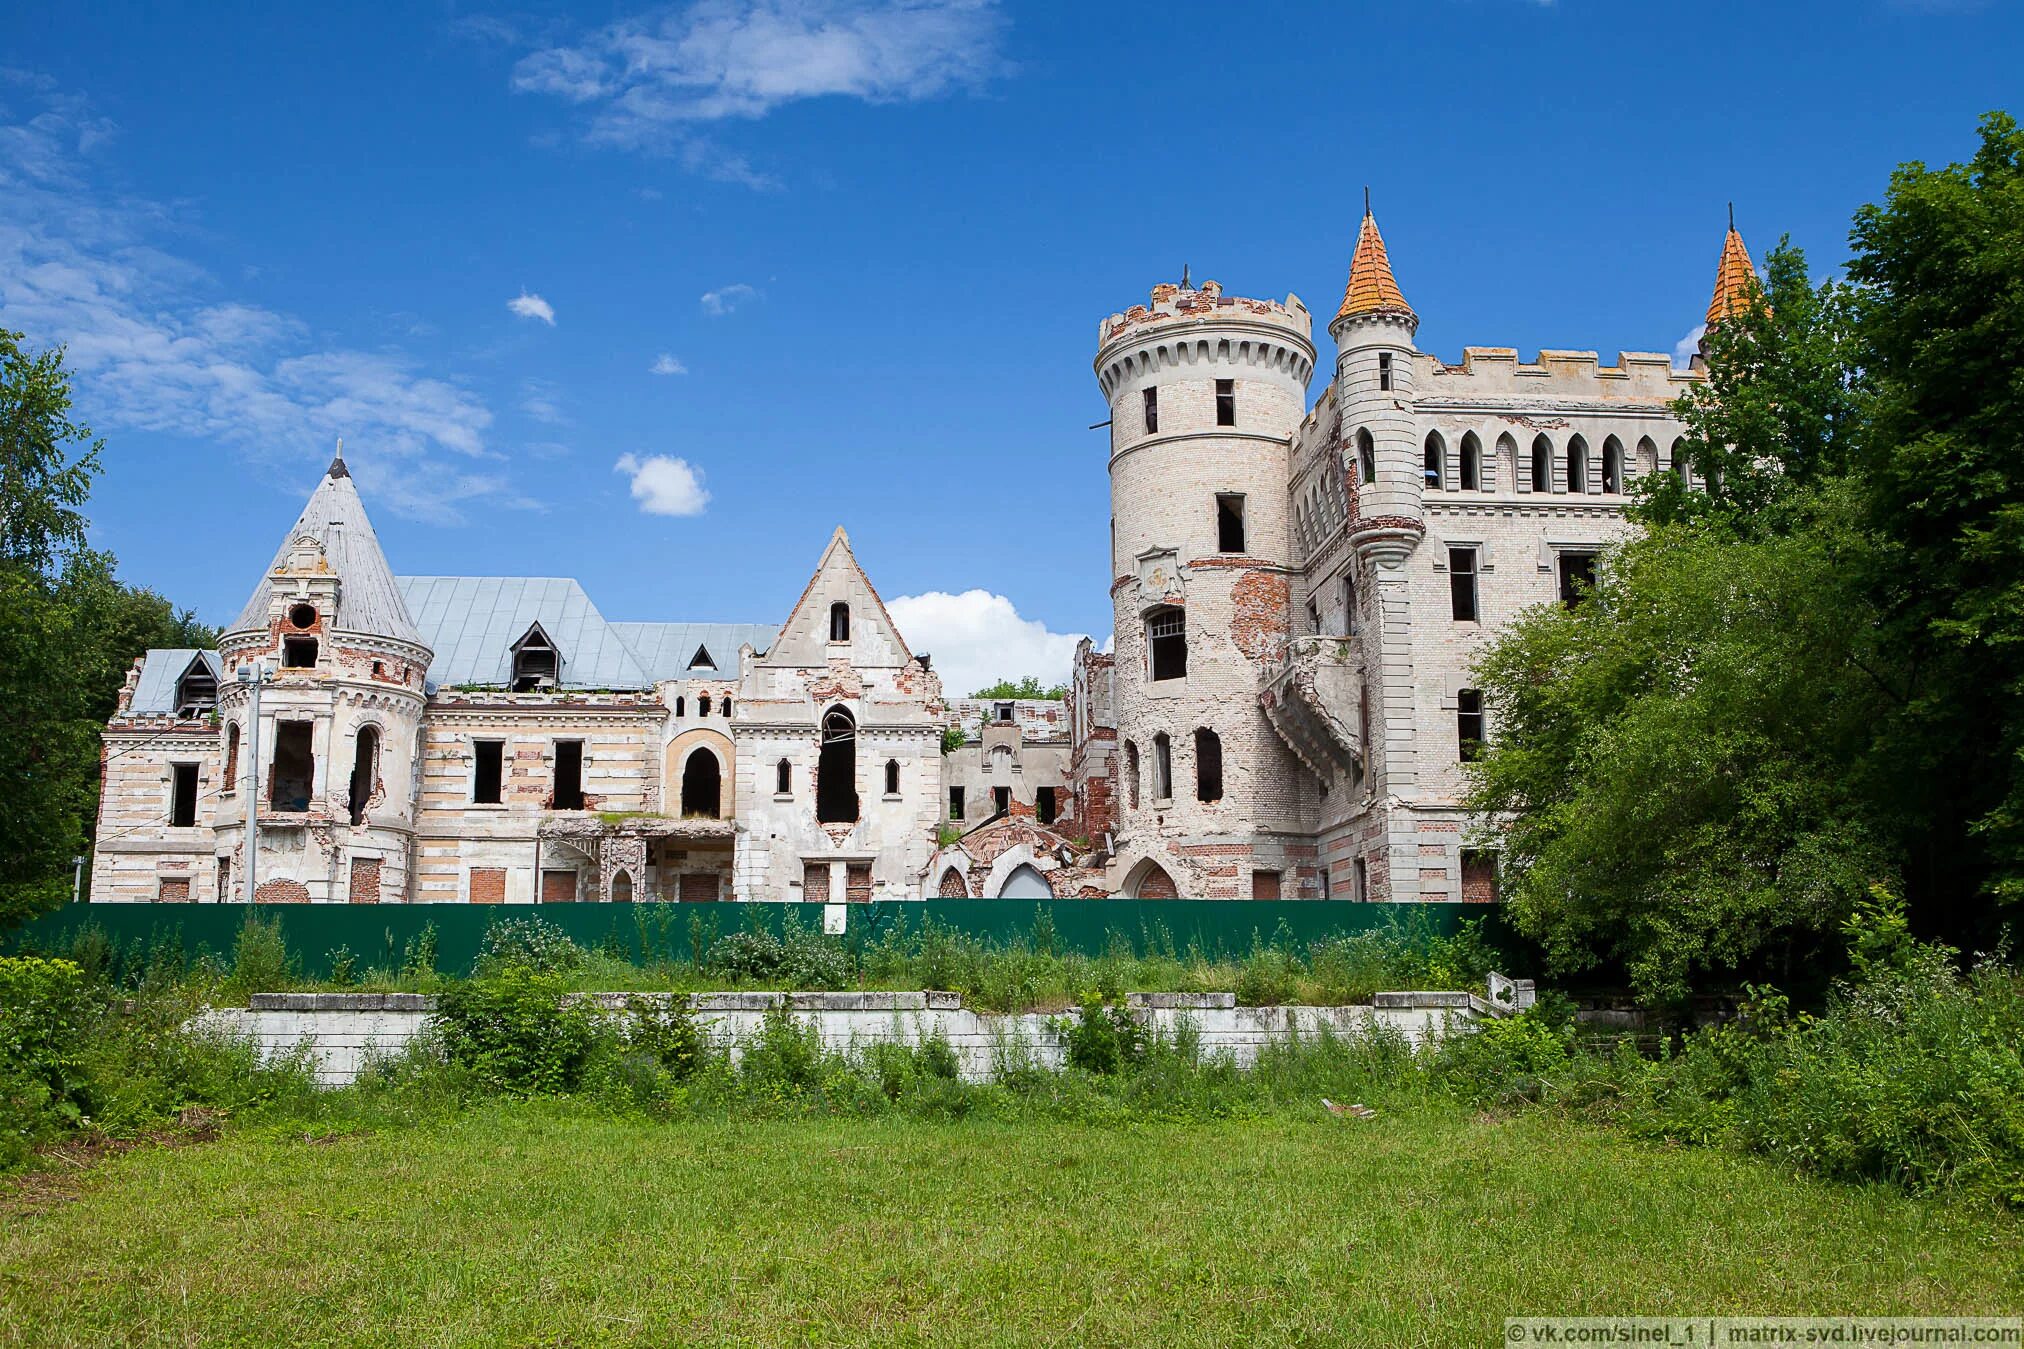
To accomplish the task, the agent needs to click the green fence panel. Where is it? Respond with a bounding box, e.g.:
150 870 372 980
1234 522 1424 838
5 900 1514 980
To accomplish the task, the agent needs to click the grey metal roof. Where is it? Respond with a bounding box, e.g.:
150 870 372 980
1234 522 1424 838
609 622 777 679
131 650 221 715
397 576 655 689
229 463 425 645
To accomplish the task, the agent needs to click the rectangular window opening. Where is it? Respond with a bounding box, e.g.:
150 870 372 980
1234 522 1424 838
281 636 318 669
1353 857 1369 903
553 740 584 810
1252 869 1282 900
1147 608 1187 682
269 723 314 813
992 786 1011 817
1559 552 1598 608
1142 386 1158 435
949 786 964 821
1458 689 1485 762
1449 547 1479 622
169 762 198 828
1378 352 1393 392
1037 786 1057 825
473 739 505 805
1214 378 1235 427
1216 493 1246 554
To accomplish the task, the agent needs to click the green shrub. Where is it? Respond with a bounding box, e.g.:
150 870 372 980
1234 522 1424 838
1434 1004 1575 1106
706 930 784 981
1234 948 1299 1006
220 915 294 1002
738 1004 825 1094
433 969 602 1095
0 958 94 1111
402 924 439 979
621 996 712 1081
477 916 585 975
1057 997 1147 1075
327 946 358 986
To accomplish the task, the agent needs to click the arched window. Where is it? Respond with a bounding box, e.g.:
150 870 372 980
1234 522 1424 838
1356 429 1376 487
829 602 850 643
776 759 792 794
681 749 722 819
1566 435 1588 493
1531 434 1552 493
1602 436 1623 494
611 870 633 904
1495 433 1517 492
1128 860 1178 899
721 697 732 716
347 725 379 827
884 759 900 795
699 693 712 717
1125 740 1141 810
996 863 1052 899
675 696 686 717
1194 728 1223 803
1151 732 1173 801
937 867 968 898
1423 431 1444 490
817 707 858 823
1636 435 1658 478
225 722 241 795
1672 438 1692 486
1460 432 1482 492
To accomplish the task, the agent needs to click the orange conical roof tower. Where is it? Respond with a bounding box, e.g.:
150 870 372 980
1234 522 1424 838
1336 196 1415 324
1705 207 1764 328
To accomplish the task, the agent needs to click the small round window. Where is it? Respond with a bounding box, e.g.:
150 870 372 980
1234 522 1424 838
288 603 317 630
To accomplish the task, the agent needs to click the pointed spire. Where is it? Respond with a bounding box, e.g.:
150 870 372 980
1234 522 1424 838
228 464 424 646
1705 209 1765 328
327 435 348 479
1335 200 1414 324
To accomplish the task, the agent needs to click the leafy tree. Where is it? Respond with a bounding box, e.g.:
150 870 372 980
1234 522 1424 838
0 331 214 926
971 676 1067 700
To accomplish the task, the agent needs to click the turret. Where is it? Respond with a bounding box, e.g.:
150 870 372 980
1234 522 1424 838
1330 203 1424 567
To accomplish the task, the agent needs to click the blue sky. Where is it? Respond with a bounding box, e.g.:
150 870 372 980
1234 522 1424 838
2 0 2016 693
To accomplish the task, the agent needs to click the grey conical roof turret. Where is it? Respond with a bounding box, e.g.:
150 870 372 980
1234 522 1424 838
229 457 426 646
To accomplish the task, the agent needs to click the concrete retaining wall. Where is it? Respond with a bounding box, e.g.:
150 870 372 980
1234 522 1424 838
196 988 1507 1086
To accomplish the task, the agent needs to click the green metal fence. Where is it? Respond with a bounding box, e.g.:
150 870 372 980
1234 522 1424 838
4 901 1512 980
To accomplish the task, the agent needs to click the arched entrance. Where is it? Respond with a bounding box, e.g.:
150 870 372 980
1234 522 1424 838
611 870 633 903
996 863 1052 899
817 707 858 823
937 866 969 897
1125 859 1178 899
682 748 722 818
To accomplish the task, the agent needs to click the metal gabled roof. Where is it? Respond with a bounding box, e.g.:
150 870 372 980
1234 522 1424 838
130 649 221 715
230 461 425 646
397 576 652 689
609 622 777 679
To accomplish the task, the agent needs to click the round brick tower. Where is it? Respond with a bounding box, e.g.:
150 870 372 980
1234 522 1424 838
1094 277 1317 898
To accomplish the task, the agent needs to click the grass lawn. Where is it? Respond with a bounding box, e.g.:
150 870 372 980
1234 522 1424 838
1 1105 2017 1347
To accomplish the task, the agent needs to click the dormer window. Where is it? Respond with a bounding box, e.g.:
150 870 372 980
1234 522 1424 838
996 703 1014 723
175 656 217 717
511 623 560 692
829 602 850 643
688 645 715 670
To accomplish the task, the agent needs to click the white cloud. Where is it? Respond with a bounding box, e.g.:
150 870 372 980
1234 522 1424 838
0 82 517 524
650 352 688 375
885 589 1087 699
614 452 709 515
1672 324 1705 370
508 0 1008 177
700 282 757 316
508 290 556 324
519 379 566 423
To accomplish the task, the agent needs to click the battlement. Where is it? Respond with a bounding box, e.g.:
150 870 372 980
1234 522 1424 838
1099 282 1313 348
1418 347 1702 403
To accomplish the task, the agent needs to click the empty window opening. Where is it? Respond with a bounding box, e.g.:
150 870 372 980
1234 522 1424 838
1319 866 1332 899
472 739 504 805
1423 432 1444 489
1194 728 1223 803
1342 573 1359 633
829 602 850 643
270 722 314 813
992 785 1011 817
1307 598 1321 633
1672 438 1692 486
282 636 318 669
1449 547 1479 622
884 759 900 795
1124 742 1141 810
1357 429 1376 487
176 660 217 717
1460 433 1482 491
1461 850 1500 904
1146 606 1187 682
287 603 317 630
1458 689 1485 762
1037 786 1057 825
687 645 715 670
1215 378 1235 427
1531 435 1552 492
1252 869 1282 900
611 870 633 904
1602 437 1623 494
348 726 380 825
699 694 712 717
1354 857 1369 903
170 762 198 828
949 786 965 820
1378 351 1393 391
1567 436 1588 493
776 759 792 795
996 702 1014 723
1216 493 1246 553
817 707 859 823
682 749 722 819
1151 732 1173 801
1559 552 1599 608
1142 386 1159 435
675 696 686 717
372 661 385 678
224 723 241 795
721 697 732 716
553 739 584 810
511 625 558 691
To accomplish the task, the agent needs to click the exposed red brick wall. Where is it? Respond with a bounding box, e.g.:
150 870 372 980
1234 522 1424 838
469 868 506 905
845 863 871 904
803 862 829 903
678 873 717 904
1251 869 1282 899
256 878 310 904
1230 569 1292 661
1135 864 1178 899
542 870 578 903
1461 853 1499 904
157 877 191 903
348 858 381 905
938 867 968 897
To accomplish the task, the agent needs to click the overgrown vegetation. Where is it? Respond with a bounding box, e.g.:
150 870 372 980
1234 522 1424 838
969 676 1067 700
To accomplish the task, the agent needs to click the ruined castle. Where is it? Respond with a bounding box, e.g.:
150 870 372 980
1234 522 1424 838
90 212 1757 906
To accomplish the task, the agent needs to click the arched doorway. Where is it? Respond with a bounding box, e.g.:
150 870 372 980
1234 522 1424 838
347 725 379 826
996 863 1051 899
611 870 633 903
682 748 722 818
817 707 858 823
1126 860 1178 899
937 867 969 897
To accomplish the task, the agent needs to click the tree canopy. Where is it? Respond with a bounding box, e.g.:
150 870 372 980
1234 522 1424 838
971 676 1068 700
